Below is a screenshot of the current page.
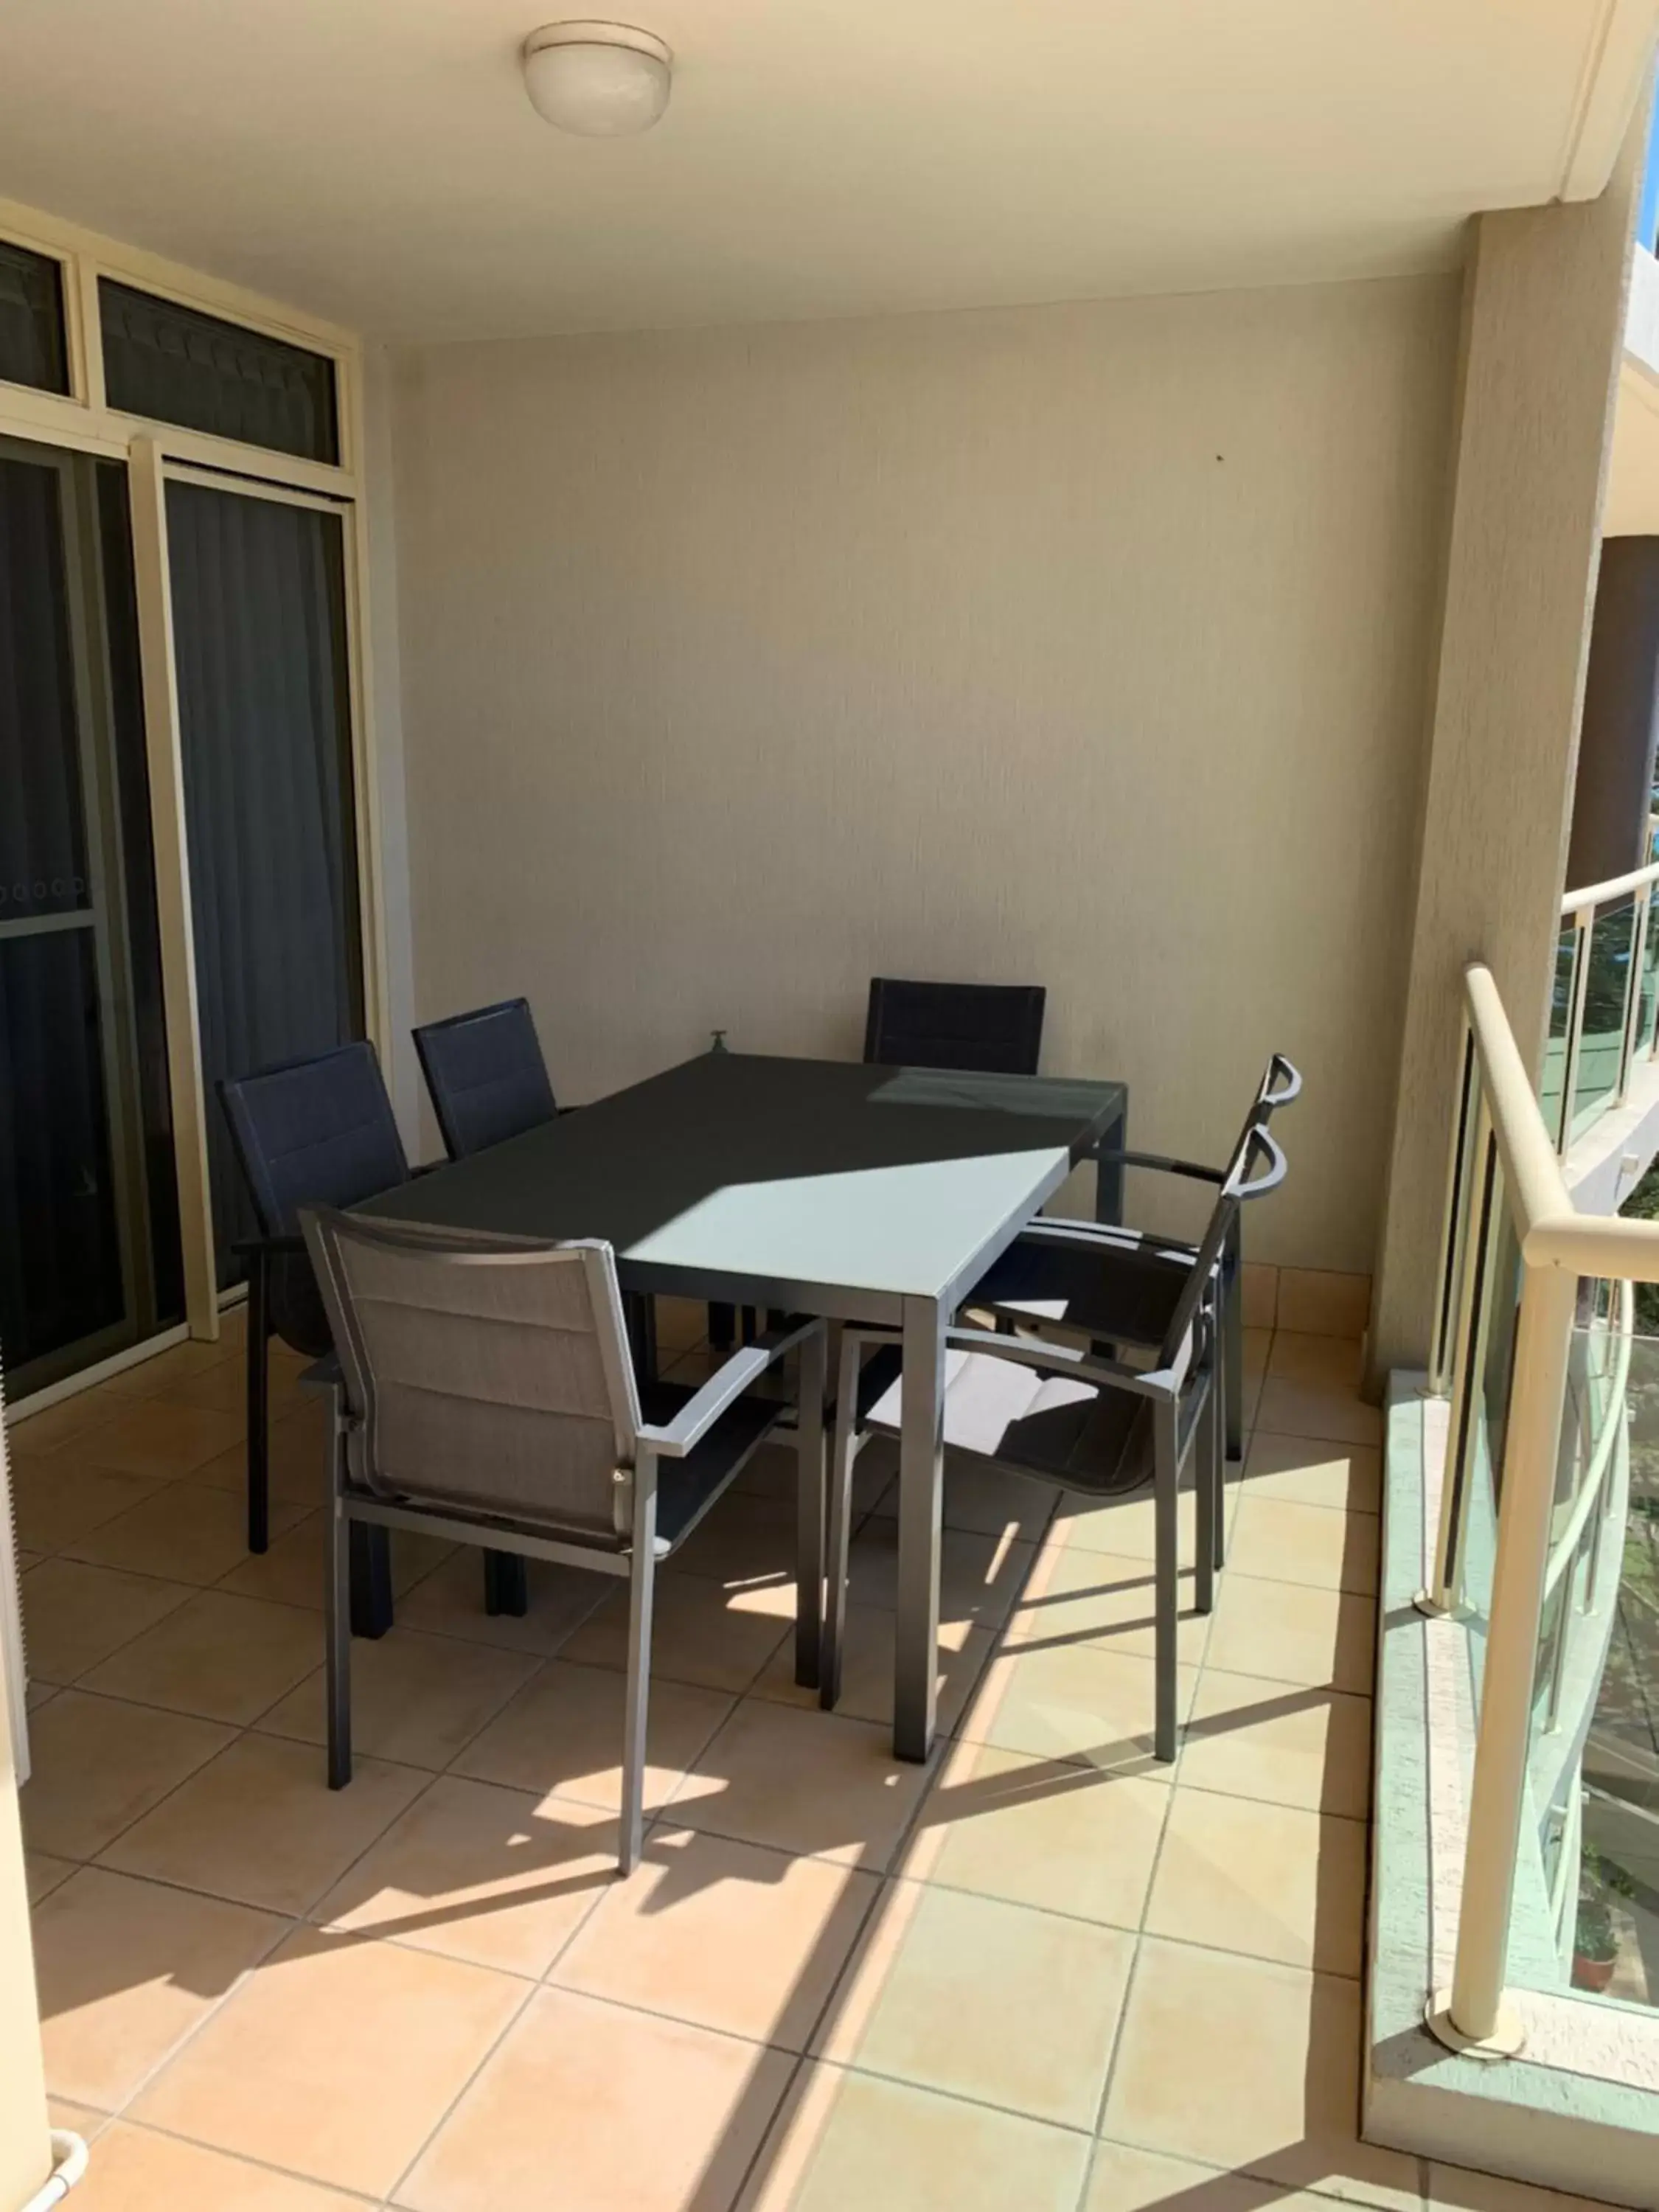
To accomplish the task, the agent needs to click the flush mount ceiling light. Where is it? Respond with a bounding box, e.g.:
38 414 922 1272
521 21 673 136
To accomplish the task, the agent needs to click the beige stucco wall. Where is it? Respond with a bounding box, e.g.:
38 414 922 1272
390 276 1457 1269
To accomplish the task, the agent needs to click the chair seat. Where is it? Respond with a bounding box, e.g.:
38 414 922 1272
863 1347 1155 1498
973 1229 1195 1347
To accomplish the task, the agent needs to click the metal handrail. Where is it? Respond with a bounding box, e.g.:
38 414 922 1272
1550 842 1659 1156
1430 964 1659 2053
1559 855 1659 917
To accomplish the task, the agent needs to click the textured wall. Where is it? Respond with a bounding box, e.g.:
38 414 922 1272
390 277 1456 1268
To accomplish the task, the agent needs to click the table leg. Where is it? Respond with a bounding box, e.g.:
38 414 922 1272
894 1295 946 1762
794 1322 828 1688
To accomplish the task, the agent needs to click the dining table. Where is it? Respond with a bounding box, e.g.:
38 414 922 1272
359 1048 1128 1761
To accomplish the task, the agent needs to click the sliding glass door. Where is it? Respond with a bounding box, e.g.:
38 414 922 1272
164 478 364 1284
0 438 182 1394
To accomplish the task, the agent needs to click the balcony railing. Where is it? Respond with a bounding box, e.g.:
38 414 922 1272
1426 963 1659 2048
1541 828 1659 1155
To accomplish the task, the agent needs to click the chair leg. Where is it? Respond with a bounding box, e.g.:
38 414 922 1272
1194 1387 1217 1618
1152 1400 1180 1764
246 1250 270 1555
709 1302 735 1349
1223 1229 1244 1464
349 1525 394 1638
794 1323 828 1689
325 1408 352 1790
821 1329 863 1711
620 1468 659 1878
483 1551 529 1616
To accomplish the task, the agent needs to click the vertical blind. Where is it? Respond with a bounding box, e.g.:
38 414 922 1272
165 480 363 1282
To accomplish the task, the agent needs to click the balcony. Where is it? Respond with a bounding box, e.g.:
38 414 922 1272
8 1276 1392 2211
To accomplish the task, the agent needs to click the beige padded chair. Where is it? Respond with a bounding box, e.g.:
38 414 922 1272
302 1206 824 1871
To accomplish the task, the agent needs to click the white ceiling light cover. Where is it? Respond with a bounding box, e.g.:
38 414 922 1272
522 21 672 136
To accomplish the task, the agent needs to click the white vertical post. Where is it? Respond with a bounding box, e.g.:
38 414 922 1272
1557 911 1593 1156
1426 1103 1495 1614
127 434 218 1340
1433 1259 1579 2054
1618 887 1651 1102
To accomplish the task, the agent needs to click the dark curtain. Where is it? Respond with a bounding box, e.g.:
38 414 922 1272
165 481 364 1284
0 240 67 394
0 456 123 1368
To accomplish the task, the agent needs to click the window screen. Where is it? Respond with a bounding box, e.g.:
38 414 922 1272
0 238 69 394
100 279 339 464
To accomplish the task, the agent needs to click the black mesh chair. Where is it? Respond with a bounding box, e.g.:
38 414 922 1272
219 1041 410 1573
863 977 1046 1075
302 1206 824 1872
973 1054 1301 1502
824 1121 1287 1762
413 998 559 1161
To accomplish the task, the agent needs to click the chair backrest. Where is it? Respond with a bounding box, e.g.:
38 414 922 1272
864 978 1046 1075
414 998 557 1161
1216 1052 1302 1202
303 1208 642 1540
220 1042 410 1353
1160 1120 1289 1375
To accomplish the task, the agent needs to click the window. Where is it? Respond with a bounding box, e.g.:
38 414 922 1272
100 279 339 463
0 238 69 394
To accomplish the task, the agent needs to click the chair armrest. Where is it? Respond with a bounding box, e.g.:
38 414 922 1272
232 1233 307 1258
1095 1148 1224 1186
942 1324 1181 1401
1006 1218 1200 1261
639 1315 821 1457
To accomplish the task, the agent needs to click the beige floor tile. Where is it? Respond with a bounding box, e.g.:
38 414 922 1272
66 2121 366 2211
1181 1672 1372 1819
902 1738 1169 1930
9 1458 168 1556
27 1680 58 1714
1267 1333 1364 1388
83 1590 322 1725
215 1514 451 1610
1276 1272 1371 1340
397 1548 608 1655
1242 1433 1381 1515
258 1627 540 1770
133 1927 527 2199
865 1458 1060 1541
554 1826 877 2048
666 1495 799 1597
667 1699 936 1869
1205 1573 1375 1695
26 1850 80 1903
47 2096 111 2144
961 1641 1197 1773
1053 1485 1199 1562
189 1398 329 1501
96 1335 240 1401
1253 1377 1380 1449
1242 1327 1272 1378
844 1519 1037 1632
32 1866 285 2110
397 1984 793 2212
154 1352 258 1416
21 1691 234 1862
1144 1787 1366 1974
739 2059 1091 2212
1083 2141 1346 2212
564 1569 793 1692
1102 1940 1418 2209
101 1731 428 1915
1425 2162 1616 2211
753 1606 992 1735
311 1775 619 1977
1002 1545 1211 1667
453 1658 733 1813
654 1295 709 1354
1228 1495 1379 1596
66 1482 308 1587
74 1397 245 1480
1240 1265 1278 1329
21 1559 195 1686
7 1386 133 1455
817 1877 1133 2128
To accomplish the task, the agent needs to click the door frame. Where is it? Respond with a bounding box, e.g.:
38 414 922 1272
0 198 388 1359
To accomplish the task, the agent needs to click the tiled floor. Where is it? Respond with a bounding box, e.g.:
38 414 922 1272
4 1290 1552 2212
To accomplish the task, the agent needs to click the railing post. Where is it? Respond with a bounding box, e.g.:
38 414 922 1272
1616 887 1649 1105
1430 1259 1579 2056
1425 1107 1496 1615
1556 911 1593 1156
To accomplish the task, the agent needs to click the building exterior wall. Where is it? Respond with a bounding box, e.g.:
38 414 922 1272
390 275 1456 1270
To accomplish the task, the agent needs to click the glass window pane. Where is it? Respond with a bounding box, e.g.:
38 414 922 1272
100 279 339 464
0 237 69 395
1540 922 1578 1148
1571 895 1637 1141
0 452 91 917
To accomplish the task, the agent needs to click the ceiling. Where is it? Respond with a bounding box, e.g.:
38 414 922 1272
0 1 1652 343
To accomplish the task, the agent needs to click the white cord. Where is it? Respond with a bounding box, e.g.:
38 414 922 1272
18 2132 88 2212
